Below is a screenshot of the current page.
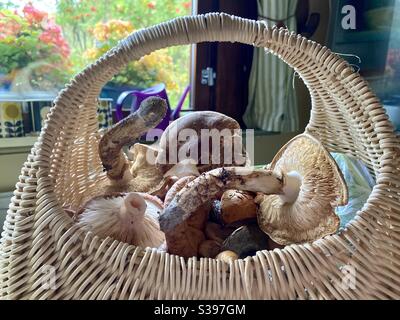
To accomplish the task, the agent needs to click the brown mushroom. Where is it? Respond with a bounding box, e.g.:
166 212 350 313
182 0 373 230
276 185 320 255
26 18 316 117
159 167 283 234
164 176 197 207
159 167 283 257
165 223 206 258
205 222 235 244
164 175 209 230
156 111 249 175
162 175 209 257
256 134 348 245
220 190 257 225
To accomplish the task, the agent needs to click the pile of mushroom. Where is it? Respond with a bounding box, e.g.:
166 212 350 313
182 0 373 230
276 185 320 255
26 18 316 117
159 134 348 261
72 97 252 250
71 94 347 260
95 108 249 200
71 97 168 247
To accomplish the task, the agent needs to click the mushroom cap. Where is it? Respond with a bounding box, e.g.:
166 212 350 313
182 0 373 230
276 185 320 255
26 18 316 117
215 250 239 263
220 190 257 225
164 176 197 207
257 134 348 245
77 192 165 248
155 111 247 174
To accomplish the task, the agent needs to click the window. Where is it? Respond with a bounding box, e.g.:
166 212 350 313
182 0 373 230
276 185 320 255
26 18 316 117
328 0 400 131
0 0 192 138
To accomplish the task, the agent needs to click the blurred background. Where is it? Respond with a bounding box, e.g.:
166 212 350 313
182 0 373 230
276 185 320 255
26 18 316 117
0 0 192 106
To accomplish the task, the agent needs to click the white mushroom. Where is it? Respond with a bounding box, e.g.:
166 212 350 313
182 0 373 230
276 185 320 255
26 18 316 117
256 134 348 245
77 192 165 248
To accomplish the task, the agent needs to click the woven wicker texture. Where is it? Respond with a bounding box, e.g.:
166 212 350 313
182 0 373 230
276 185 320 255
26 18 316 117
1 13 400 300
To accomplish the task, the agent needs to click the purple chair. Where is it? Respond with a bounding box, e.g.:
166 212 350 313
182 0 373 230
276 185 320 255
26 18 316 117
115 83 190 131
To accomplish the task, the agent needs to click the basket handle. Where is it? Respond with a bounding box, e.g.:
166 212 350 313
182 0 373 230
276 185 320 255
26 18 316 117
34 12 394 208
37 13 271 170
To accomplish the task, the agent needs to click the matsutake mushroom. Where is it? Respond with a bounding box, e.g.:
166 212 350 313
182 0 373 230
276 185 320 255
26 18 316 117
160 134 348 257
209 191 258 226
256 134 348 245
159 167 283 233
77 192 165 248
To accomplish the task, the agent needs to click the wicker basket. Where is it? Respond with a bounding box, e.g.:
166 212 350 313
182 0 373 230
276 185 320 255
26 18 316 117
1 13 400 300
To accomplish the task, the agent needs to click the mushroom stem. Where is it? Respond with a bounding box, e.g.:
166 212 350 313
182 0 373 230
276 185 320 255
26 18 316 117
120 193 147 224
279 171 302 204
99 97 167 183
159 167 283 233
164 160 201 179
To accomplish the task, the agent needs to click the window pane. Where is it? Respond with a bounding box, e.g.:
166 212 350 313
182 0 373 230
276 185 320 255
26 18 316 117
0 0 192 127
329 0 400 130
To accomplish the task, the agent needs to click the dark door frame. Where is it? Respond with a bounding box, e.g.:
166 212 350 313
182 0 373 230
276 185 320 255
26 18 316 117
191 0 258 127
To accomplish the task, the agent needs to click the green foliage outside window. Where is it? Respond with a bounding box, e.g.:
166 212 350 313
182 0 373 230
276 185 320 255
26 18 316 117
0 0 191 106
